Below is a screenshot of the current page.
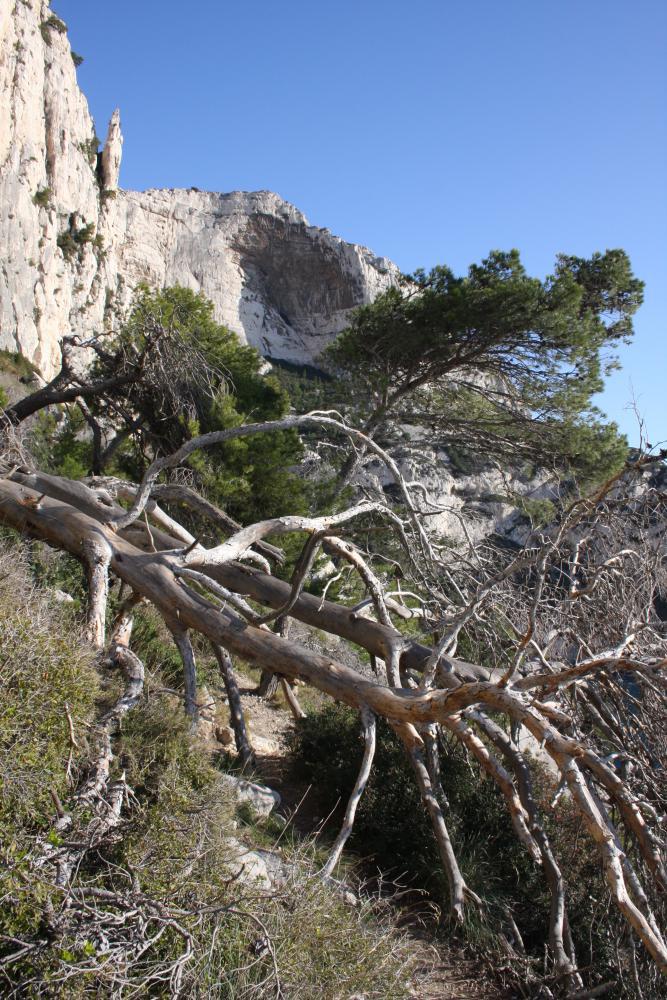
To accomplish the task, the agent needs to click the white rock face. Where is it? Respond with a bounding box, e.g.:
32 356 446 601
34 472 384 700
349 423 549 547
0 0 107 375
107 186 398 365
0 1 398 376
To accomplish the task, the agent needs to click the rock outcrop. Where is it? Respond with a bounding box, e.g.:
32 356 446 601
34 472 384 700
99 107 122 191
0 0 398 377
0 0 107 375
107 187 397 365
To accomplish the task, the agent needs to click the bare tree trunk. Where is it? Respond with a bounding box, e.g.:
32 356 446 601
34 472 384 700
83 535 111 649
2 475 666 971
257 668 280 698
423 723 448 808
280 677 307 720
258 616 290 699
468 708 580 983
212 645 255 768
395 723 470 921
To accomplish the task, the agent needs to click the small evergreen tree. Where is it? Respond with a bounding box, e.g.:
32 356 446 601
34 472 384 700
33 285 308 523
106 285 307 521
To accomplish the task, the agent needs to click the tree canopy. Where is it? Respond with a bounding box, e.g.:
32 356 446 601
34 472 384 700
325 248 643 480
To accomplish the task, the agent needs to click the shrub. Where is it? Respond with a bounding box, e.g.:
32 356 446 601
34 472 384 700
0 540 97 851
289 703 636 993
0 537 415 997
39 14 67 44
29 409 93 481
78 135 100 164
0 348 39 380
32 186 51 208
57 220 96 261
98 284 309 523
289 704 533 907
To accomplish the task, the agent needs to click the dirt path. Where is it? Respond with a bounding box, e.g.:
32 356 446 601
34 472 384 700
218 674 509 999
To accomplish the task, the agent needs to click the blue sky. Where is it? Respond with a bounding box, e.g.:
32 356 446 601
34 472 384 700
56 0 666 445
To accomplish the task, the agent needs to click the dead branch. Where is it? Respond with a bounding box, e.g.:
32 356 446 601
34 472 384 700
212 645 255 767
322 708 376 878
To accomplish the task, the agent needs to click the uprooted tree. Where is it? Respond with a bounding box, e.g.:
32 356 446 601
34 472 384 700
0 270 665 994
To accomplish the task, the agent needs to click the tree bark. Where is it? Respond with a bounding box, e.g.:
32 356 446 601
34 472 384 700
1 478 666 971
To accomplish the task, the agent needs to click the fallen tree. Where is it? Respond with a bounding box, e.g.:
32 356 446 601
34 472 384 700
1 401 666 993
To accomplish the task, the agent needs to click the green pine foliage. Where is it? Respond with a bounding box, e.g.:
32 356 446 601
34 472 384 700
99 285 308 522
32 186 52 208
29 285 309 525
324 248 641 482
57 220 97 260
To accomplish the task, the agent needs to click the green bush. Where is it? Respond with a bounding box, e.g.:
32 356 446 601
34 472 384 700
97 285 310 523
39 14 67 43
32 186 52 208
0 540 97 924
289 704 535 909
270 357 340 413
78 135 100 164
0 348 39 380
289 703 642 994
57 220 96 261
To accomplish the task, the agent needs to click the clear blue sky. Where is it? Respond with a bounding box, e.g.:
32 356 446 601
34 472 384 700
56 0 666 445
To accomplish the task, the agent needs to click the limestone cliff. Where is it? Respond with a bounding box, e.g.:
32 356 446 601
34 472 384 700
108 187 397 365
0 0 105 374
0 0 398 376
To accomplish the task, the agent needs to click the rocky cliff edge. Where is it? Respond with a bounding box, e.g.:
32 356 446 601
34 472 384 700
0 0 398 376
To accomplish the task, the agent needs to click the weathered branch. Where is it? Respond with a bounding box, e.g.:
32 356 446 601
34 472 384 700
212 645 255 767
82 534 112 649
169 627 198 720
322 708 376 878
395 722 473 920
38 636 145 888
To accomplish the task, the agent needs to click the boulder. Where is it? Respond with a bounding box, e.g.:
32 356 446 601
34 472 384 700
223 837 285 888
221 774 281 819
